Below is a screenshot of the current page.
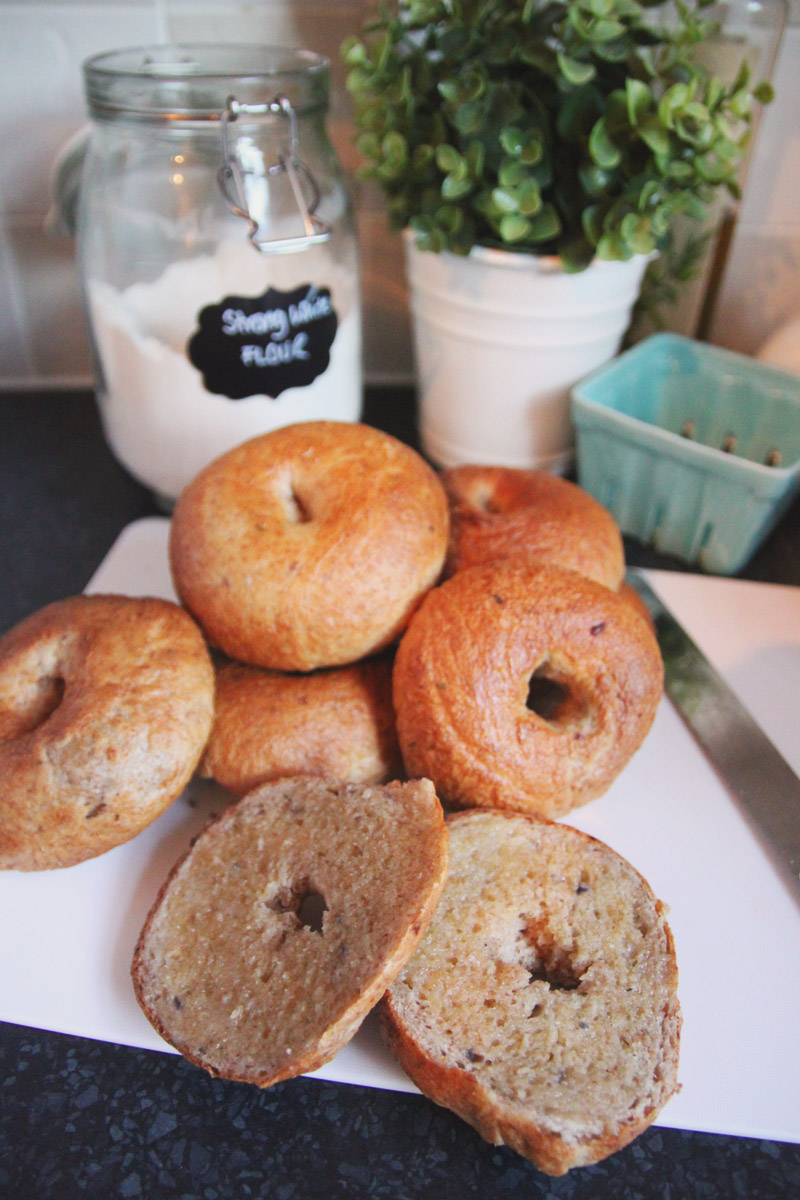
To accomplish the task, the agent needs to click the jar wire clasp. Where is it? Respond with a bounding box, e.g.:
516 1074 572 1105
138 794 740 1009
218 94 332 254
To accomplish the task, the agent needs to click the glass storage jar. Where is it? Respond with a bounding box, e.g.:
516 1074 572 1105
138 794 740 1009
77 44 362 505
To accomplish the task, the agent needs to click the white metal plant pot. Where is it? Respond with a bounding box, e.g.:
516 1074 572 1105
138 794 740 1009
404 233 650 472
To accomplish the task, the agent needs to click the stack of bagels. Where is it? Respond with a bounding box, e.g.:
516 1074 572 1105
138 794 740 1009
0 420 680 1175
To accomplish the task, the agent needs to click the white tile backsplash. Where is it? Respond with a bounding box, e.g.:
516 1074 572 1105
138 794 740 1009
1 0 799 390
0 4 162 218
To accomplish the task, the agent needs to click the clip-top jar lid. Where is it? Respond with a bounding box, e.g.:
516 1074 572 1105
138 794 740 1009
83 43 329 121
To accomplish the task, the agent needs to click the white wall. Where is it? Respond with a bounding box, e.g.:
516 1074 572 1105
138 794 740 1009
0 0 798 391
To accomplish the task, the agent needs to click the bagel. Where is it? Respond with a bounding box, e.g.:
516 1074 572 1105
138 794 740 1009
0 594 214 870
132 776 448 1088
392 561 663 818
381 810 681 1175
441 465 625 589
199 653 402 795
169 421 450 671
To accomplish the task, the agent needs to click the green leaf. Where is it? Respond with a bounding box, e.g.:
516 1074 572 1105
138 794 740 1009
498 159 527 187
441 172 474 200
436 204 464 234
517 178 543 216
435 144 463 174
526 206 561 242
557 53 596 86
437 78 463 104
620 212 655 254
638 116 671 156
491 187 519 214
578 163 612 197
590 18 627 41
382 130 408 166
582 204 604 245
596 231 629 260
519 136 544 166
465 141 485 179
341 37 368 67
589 118 622 169
500 127 525 157
498 213 532 242
626 78 653 126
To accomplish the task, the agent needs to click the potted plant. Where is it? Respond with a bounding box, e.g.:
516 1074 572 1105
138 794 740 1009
342 0 774 469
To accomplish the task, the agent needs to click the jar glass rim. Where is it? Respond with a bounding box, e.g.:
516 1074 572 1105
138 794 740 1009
83 44 330 120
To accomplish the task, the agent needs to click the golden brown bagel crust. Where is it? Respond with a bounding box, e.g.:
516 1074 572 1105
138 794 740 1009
392 561 663 818
200 653 403 795
381 810 681 1175
131 776 448 1088
169 421 449 671
441 465 625 589
0 594 215 870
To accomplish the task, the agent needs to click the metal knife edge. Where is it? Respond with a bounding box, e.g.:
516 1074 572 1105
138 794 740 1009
625 568 800 908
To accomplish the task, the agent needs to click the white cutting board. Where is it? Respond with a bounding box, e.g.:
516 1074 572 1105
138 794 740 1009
1 517 799 1144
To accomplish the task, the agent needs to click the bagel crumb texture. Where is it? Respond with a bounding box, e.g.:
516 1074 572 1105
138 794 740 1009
381 810 681 1175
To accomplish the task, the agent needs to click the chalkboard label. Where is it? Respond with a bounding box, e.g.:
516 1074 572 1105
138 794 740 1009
187 283 338 400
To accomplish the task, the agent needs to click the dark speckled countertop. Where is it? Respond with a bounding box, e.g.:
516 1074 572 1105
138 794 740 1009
2 387 800 1199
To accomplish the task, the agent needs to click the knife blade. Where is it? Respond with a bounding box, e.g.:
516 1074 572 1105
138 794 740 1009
626 570 800 906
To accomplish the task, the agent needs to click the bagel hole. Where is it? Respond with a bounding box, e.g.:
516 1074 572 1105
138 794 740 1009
276 471 313 525
526 672 568 721
517 913 582 1012
527 964 581 992
264 879 328 935
474 485 503 514
12 675 66 736
525 662 593 730
287 487 312 524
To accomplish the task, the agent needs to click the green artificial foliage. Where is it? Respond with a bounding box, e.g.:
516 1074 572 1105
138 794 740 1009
342 0 773 287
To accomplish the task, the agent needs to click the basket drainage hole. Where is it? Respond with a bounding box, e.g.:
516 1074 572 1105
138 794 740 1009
695 522 715 568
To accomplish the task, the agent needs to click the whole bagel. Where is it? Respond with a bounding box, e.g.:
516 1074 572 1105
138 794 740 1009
441 465 625 589
200 654 403 795
169 422 450 671
392 562 663 818
0 594 215 871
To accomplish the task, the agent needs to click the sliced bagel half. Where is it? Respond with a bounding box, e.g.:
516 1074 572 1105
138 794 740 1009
132 776 448 1087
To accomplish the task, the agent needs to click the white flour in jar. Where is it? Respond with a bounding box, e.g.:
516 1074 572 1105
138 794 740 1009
88 239 362 502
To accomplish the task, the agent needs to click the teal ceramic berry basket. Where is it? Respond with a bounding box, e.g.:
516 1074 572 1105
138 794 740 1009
571 333 800 575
